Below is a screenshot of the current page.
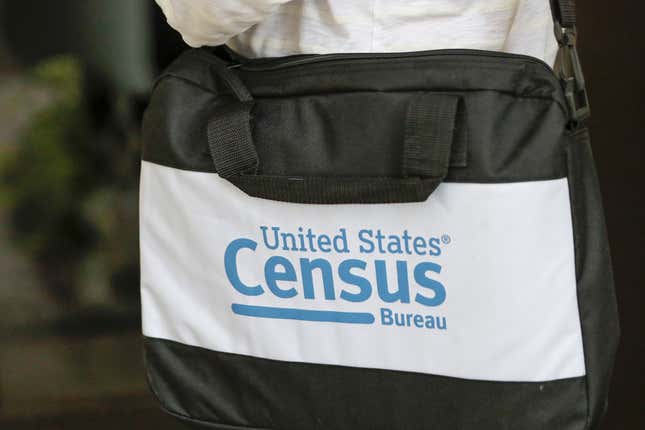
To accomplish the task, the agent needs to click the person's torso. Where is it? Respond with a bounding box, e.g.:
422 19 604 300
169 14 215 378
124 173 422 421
227 0 557 66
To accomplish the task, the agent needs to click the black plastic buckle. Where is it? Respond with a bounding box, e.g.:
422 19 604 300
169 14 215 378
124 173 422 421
554 24 591 124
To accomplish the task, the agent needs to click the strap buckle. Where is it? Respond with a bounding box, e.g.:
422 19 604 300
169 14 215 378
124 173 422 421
554 23 591 124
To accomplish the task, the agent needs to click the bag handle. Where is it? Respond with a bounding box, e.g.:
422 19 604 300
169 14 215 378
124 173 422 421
205 59 466 205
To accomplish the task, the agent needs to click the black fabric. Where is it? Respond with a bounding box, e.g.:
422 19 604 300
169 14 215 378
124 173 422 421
206 92 464 203
205 54 253 102
142 50 569 182
205 54 258 179
551 0 577 28
160 49 563 101
140 23 618 427
402 93 462 176
144 337 588 430
207 101 258 178
226 175 443 204
567 129 620 429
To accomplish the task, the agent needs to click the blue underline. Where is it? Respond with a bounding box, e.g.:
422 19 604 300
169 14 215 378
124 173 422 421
231 304 375 324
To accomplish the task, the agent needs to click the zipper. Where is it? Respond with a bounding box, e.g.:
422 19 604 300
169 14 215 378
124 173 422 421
230 49 556 78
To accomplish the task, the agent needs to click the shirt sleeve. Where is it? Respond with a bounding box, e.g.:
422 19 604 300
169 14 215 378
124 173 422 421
155 0 294 47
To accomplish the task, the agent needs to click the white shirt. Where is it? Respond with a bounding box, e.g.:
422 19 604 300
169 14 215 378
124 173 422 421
156 0 558 66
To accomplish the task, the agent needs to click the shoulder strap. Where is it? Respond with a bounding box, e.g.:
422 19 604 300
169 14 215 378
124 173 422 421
549 0 590 126
551 0 577 28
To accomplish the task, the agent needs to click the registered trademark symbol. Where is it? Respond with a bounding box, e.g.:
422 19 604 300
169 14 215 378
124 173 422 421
441 234 451 245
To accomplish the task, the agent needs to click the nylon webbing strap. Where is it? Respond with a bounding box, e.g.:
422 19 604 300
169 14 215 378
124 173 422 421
229 176 441 205
551 0 576 28
403 94 465 178
208 93 465 203
206 55 258 178
206 53 253 102
549 0 590 124
208 101 258 179
206 58 466 203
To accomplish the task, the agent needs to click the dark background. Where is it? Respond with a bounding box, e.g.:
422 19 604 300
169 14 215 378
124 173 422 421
577 2 645 428
0 1 643 429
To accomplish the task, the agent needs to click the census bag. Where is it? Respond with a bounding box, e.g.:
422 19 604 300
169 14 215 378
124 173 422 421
140 1 619 429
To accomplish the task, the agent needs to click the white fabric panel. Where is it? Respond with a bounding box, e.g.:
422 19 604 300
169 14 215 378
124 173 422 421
140 161 585 382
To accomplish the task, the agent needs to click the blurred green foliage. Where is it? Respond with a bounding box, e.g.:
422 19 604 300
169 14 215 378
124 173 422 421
2 58 89 252
0 56 140 306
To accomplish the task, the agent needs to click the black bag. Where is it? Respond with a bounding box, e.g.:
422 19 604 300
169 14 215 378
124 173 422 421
140 1 619 428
